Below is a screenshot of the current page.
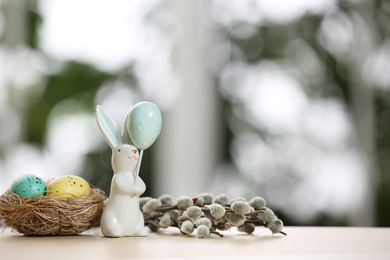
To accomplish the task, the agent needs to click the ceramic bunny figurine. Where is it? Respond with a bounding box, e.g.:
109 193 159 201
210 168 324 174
96 105 148 237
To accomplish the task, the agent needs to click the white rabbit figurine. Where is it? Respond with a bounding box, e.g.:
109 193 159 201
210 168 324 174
96 105 148 237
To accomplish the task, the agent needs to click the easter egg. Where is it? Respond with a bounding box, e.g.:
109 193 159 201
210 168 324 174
127 101 162 150
10 174 46 197
44 177 55 186
47 175 91 198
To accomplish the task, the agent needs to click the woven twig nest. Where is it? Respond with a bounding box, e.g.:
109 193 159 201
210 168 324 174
0 188 106 236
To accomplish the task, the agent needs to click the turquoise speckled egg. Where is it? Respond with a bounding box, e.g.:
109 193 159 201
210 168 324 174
127 102 162 150
10 174 46 197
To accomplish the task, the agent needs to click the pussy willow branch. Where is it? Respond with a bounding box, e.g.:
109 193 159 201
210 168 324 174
142 197 287 237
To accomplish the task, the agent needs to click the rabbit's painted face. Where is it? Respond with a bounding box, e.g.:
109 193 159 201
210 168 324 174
115 145 139 160
112 144 139 172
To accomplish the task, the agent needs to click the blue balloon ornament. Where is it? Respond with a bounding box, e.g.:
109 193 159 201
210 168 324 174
127 102 162 150
127 102 162 184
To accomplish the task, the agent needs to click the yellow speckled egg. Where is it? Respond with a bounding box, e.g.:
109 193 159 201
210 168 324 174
47 175 91 198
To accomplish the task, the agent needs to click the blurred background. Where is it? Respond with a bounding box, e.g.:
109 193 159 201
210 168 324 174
1 0 389 227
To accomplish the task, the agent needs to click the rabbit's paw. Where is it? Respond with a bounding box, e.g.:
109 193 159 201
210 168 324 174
101 214 124 237
101 228 123 238
135 226 148 237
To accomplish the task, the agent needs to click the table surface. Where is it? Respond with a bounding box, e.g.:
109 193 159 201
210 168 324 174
1 226 389 259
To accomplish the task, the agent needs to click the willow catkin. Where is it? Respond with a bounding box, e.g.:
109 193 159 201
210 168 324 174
185 206 202 221
159 194 174 206
197 193 213 205
213 194 230 206
238 223 255 234
180 220 194 235
139 197 152 207
231 201 251 215
167 210 180 222
195 218 212 229
268 219 284 234
225 212 246 226
159 213 172 228
197 225 210 238
257 207 276 222
176 196 193 210
194 197 204 206
142 199 161 214
209 204 226 219
249 197 266 210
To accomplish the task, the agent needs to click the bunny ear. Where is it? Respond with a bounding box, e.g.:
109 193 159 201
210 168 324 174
121 104 135 145
96 105 122 149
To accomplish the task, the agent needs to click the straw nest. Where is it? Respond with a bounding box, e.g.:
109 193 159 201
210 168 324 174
0 188 106 236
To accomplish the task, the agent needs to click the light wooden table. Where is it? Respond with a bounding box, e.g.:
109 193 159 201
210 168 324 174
1 226 389 259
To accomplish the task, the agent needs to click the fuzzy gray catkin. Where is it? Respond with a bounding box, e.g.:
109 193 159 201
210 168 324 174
176 196 193 210
185 206 202 221
237 223 255 234
159 194 174 206
179 211 191 222
209 204 226 219
198 193 213 205
225 212 246 226
231 201 251 215
216 222 231 231
159 213 172 228
139 197 152 208
180 220 194 235
195 197 204 206
167 210 180 222
203 210 216 224
142 199 161 214
213 194 230 206
249 197 266 210
258 207 276 222
197 225 210 238
267 219 284 234
195 218 212 229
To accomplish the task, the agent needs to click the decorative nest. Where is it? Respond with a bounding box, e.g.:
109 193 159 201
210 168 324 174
0 188 106 236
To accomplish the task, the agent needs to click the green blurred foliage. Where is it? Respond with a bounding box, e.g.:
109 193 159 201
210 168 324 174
19 2 152 196
25 62 115 144
375 95 390 226
26 0 42 49
217 0 390 226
